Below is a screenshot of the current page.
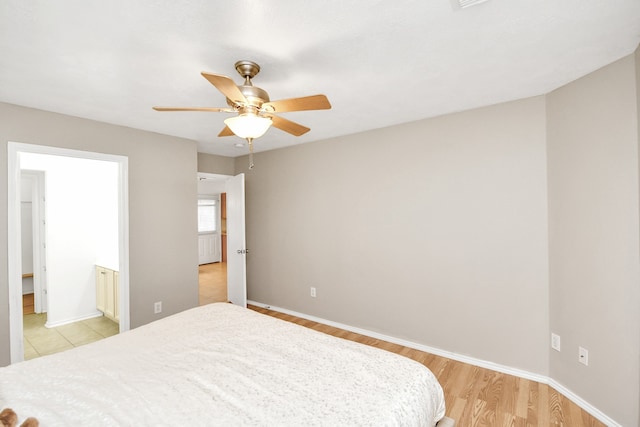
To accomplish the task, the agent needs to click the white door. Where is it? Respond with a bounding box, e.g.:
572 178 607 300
198 234 219 265
225 173 247 307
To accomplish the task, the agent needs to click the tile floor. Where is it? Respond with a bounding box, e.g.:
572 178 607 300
22 260 221 361
23 313 119 360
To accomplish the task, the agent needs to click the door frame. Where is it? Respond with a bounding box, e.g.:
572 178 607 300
7 142 130 364
21 170 47 313
197 172 246 306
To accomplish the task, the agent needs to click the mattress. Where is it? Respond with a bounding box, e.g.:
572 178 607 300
0 303 445 426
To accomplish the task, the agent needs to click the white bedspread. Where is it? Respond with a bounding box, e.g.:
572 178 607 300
0 303 445 426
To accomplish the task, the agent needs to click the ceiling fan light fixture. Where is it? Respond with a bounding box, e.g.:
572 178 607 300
224 114 272 139
153 61 332 169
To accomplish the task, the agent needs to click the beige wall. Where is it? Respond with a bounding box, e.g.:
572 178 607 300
238 96 550 374
239 52 640 425
0 103 200 366
197 152 235 175
547 55 640 426
637 46 640 418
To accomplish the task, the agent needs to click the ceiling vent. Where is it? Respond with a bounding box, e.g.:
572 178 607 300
451 0 489 10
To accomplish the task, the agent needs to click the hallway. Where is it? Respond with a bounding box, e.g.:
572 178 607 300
199 262 227 305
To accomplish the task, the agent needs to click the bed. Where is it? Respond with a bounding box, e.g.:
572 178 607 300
0 303 446 426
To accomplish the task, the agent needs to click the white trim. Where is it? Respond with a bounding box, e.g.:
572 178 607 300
117 157 130 333
8 142 130 363
247 300 622 427
8 143 23 363
44 311 103 328
547 379 621 427
22 170 46 314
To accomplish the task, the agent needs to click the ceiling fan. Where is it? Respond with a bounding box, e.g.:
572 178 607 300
153 60 331 168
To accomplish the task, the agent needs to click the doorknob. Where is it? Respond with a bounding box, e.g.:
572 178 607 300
236 249 249 254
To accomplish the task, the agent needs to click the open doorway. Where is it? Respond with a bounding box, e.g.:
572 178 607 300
8 142 130 364
197 172 247 307
198 173 229 305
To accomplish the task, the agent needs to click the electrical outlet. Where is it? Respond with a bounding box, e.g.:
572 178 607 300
579 346 589 366
154 301 162 314
551 333 561 352
310 287 316 298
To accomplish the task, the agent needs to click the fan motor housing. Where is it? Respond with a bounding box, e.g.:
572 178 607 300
227 85 270 108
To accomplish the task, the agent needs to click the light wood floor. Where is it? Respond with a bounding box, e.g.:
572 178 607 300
199 262 227 305
249 305 606 427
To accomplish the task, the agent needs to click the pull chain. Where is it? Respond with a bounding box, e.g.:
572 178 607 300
247 137 255 170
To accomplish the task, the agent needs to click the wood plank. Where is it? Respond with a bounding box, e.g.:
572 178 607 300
548 385 563 425
537 382 550 426
526 380 539 426
515 378 530 419
448 396 467 424
497 372 517 426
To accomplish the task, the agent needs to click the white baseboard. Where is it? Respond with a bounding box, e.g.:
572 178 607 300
248 300 621 427
44 311 104 328
546 378 620 427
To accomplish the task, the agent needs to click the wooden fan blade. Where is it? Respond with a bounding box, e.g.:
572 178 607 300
218 126 235 137
263 94 331 113
201 72 247 105
268 114 310 136
153 106 232 112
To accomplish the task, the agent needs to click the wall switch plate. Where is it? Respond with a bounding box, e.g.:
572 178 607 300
154 301 162 314
551 333 561 352
578 346 589 366
310 287 316 298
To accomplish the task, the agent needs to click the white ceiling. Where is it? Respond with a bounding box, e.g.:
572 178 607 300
1 1 639 157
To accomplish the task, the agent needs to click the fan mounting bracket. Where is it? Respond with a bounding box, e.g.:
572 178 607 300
235 60 261 80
